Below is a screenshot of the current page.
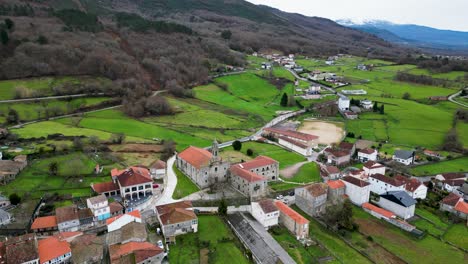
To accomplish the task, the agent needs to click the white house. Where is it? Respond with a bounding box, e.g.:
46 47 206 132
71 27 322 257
251 199 279 229
392 150 415 165
360 100 373 109
342 176 370 206
338 96 350 111
377 191 416 220
86 194 111 221
363 161 386 176
278 137 312 156
150 160 166 179
38 236 72 264
394 176 428 199
357 148 377 162
106 210 142 232
369 174 406 195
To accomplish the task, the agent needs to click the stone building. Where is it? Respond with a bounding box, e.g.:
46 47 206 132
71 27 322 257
295 183 328 217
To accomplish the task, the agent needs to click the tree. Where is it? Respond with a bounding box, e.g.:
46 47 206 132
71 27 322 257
37 35 48 45
338 200 354 230
110 133 125 144
73 137 83 150
232 140 242 151
161 140 176 161
221 30 232 40
6 108 19 124
280 93 288 107
48 161 59 176
218 199 228 216
4 18 14 30
246 148 254 156
402 92 411 100
9 193 21 205
372 102 378 112
0 29 8 45
379 104 385 114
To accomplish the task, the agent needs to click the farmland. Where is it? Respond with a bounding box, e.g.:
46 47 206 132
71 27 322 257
410 157 468 176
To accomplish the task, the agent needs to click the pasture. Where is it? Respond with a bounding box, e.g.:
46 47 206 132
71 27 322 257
410 157 468 176
172 165 199 199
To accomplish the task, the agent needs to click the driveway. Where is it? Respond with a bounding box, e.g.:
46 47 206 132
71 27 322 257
155 155 179 206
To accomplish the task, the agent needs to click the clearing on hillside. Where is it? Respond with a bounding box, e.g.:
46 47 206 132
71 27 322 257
298 120 345 145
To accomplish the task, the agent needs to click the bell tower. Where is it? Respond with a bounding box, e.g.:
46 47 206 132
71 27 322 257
211 139 219 161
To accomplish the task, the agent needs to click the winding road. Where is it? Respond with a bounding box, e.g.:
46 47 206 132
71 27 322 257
448 90 468 108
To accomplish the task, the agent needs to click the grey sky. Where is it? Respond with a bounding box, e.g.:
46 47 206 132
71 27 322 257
247 0 468 31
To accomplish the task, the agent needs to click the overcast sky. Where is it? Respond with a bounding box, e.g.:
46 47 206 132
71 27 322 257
247 0 468 31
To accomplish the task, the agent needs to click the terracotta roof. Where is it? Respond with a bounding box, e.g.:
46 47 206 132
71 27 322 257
55 206 79 224
78 208 94 220
55 231 83 241
239 156 278 170
363 161 384 169
264 127 318 141
117 168 152 187
370 174 405 187
106 210 142 225
454 199 468 214
442 193 462 207
109 242 163 263
31 216 58 230
5 234 38 264
443 179 465 187
275 201 309 225
327 180 345 189
150 160 166 169
88 194 107 205
257 199 278 214
278 136 309 149
405 179 423 192
304 183 327 197
362 203 396 219
359 148 376 155
38 236 71 263
178 146 212 169
324 148 349 158
326 166 340 174
342 176 370 187
339 142 354 151
230 164 266 183
92 181 119 193
109 202 124 214
156 201 197 225
440 173 466 180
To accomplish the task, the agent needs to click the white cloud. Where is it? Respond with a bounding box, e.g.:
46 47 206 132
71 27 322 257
247 0 468 31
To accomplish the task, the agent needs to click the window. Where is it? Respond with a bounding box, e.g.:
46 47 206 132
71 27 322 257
215 167 218 172
139 186 143 190
132 187 137 191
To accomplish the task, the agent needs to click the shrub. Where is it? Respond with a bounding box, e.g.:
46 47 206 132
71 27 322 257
9 193 21 205
232 140 242 151
246 148 254 156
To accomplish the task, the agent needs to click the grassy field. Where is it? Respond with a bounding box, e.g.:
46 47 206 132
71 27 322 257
410 157 468 176
0 153 119 199
168 215 250 264
286 162 321 183
443 224 468 250
172 165 200 199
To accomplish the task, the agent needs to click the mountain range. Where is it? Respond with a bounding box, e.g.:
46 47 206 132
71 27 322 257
337 19 468 53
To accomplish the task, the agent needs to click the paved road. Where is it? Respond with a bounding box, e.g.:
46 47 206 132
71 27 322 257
448 90 468 108
0 93 106 103
155 155 179 206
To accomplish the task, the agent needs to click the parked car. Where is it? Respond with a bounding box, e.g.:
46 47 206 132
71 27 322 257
153 184 159 189
276 195 284 200
157 240 164 249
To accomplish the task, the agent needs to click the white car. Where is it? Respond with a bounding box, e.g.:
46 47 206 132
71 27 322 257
276 195 284 200
157 240 164 249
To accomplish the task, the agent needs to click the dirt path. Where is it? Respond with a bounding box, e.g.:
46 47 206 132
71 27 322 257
280 161 308 178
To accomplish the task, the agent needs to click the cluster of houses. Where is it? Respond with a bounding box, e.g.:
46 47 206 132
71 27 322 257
337 96 374 119
259 53 300 71
0 154 28 185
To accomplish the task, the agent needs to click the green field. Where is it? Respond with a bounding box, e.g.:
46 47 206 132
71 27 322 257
410 157 468 176
0 153 119 199
172 165 200 199
286 162 321 183
443 224 468 250
168 215 250 264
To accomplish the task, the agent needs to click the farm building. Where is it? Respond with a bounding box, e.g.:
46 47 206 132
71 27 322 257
251 199 279 229
263 127 319 156
342 176 370 206
377 191 416 220
275 201 310 240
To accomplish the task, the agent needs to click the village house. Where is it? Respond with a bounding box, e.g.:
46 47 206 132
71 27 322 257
107 210 142 232
423 149 441 158
109 242 164 264
275 201 309 240
251 199 279 229
109 201 124 217
92 166 154 201
87 194 111 221
70 234 105 264
107 222 147 246
31 216 59 235
149 160 166 179
369 174 406 195
326 180 346 203
338 142 356 156
392 150 415 165
56 206 81 232
377 191 416 220
0 154 28 185
363 161 386 177
442 179 465 193
357 148 377 162
263 127 319 156
295 183 328 217
394 175 428 199
320 165 341 181
176 140 230 189
155 201 198 243
347 169 366 180
324 148 350 166
1 234 39 264
342 176 370 206
360 99 373 109
440 193 468 220
229 163 268 199
38 235 72 264
338 96 350 111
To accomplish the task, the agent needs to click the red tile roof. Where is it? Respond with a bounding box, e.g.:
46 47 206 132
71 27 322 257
370 174 405 187
92 181 119 193
156 201 197 225
304 183 328 197
31 216 58 230
264 127 318 141
109 202 124 214
257 199 278 214
324 148 349 158
178 146 213 169
117 168 152 187
230 164 266 183
362 203 396 219
363 161 384 169
405 179 423 192
443 179 465 187
55 206 79 224
38 236 71 263
327 180 345 189
441 193 461 207
278 136 309 149
275 201 309 225
339 142 354 151
359 148 376 155
150 160 166 169
239 156 278 170
454 199 468 214
342 176 370 187
326 166 340 174
106 210 142 225
440 173 465 180
109 242 163 263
